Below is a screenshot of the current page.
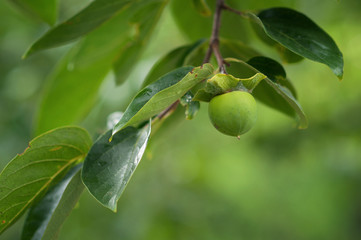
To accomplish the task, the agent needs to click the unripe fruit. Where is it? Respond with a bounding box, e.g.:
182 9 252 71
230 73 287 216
208 91 257 138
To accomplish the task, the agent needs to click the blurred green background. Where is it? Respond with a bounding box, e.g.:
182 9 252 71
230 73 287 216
1 0 361 239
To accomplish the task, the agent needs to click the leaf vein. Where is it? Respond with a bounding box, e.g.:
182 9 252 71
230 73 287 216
5 159 70 179
0 155 85 232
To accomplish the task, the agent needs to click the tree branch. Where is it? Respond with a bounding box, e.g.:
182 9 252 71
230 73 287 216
203 0 227 74
159 1 242 121
157 100 179 120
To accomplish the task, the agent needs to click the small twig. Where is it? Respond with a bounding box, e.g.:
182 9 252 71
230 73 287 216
156 1 244 124
221 3 246 17
212 39 226 73
154 1 247 124
157 100 179 120
203 0 227 74
203 45 213 64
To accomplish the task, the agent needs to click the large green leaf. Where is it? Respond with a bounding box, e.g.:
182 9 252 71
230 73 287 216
113 0 168 85
226 58 308 129
24 0 132 57
9 0 58 25
247 56 297 97
82 123 151 212
141 39 206 88
250 21 304 63
0 127 92 234
248 7 343 79
113 64 214 134
21 164 84 240
35 10 134 135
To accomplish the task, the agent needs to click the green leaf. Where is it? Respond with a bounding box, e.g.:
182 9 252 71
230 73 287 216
250 20 304 63
113 0 168 85
191 0 212 17
113 41 143 85
113 66 192 133
113 64 214 134
141 39 206 88
180 92 200 120
226 58 308 129
24 0 132 57
248 7 343 79
0 127 92 234
259 79 307 129
82 123 151 212
275 44 304 64
35 10 134 135
9 0 58 25
21 164 84 240
247 56 297 98
193 73 266 102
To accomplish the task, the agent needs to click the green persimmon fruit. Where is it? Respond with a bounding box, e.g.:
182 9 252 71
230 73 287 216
208 91 257 138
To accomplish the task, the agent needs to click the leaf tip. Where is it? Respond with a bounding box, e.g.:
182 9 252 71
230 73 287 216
337 74 343 81
22 51 29 60
333 63 344 81
109 205 117 213
22 46 35 59
297 119 308 130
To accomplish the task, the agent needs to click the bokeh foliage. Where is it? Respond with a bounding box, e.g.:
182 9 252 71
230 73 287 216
0 0 360 239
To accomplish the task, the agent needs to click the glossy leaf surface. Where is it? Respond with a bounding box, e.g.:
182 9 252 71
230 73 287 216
249 7 343 79
21 164 84 240
250 20 304 63
24 0 132 57
9 0 57 25
113 64 214 134
0 127 91 234
247 56 297 97
82 124 151 212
